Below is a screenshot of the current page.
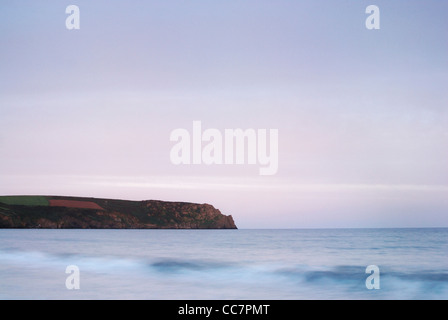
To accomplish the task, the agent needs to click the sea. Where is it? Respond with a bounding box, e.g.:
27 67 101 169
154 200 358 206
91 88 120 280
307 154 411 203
0 228 447 300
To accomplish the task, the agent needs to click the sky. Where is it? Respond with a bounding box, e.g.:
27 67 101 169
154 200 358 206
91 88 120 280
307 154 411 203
0 1 447 228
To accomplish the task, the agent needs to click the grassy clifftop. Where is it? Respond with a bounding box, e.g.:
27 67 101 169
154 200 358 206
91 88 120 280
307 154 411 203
0 196 237 229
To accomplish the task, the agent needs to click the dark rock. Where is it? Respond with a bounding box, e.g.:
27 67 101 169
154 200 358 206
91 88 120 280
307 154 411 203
0 196 237 229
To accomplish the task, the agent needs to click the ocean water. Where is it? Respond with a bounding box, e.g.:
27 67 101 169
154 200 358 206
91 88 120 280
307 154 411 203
0 228 447 300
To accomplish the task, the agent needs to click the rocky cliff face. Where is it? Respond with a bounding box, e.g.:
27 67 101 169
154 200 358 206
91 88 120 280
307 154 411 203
0 196 237 229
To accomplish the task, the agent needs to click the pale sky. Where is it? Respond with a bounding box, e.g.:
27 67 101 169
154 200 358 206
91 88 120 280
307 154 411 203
1 1 447 228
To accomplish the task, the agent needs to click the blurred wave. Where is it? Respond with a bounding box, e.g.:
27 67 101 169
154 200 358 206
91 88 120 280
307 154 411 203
0 229 447 299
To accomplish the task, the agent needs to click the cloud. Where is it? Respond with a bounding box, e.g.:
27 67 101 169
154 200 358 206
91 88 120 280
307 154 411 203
13 174 446 193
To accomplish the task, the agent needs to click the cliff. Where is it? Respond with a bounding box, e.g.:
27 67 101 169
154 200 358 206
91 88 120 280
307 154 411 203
0 196 237 229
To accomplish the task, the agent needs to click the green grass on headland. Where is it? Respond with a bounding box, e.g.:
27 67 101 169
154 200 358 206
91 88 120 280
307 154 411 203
0 196 49 206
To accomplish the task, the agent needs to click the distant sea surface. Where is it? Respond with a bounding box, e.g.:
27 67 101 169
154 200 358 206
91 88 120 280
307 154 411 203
0 228 447 299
